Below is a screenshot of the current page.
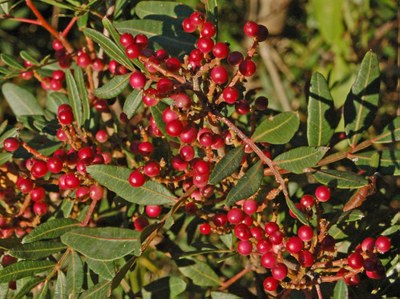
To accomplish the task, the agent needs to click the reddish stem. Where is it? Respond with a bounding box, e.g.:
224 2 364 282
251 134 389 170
0 16 41 25
21 142 49 161
62 16 77 37
81 198 99 226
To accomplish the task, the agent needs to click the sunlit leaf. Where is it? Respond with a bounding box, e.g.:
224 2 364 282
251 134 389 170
373 117 400 144
123 89 143 119
209 146 244 185
94 73 130 99
66 251 84 296
0 53 23 70
55 271 67 299
78 281 111 299
65 69 83 127
312 169 368 189
22 219 80 244
0 260 54 283
178 260 220 287
333 279 348 299
10 241 66 260
13 276 44 299
142 276 186 299
135 1 193 19
2 83 44 116
86 258 115 280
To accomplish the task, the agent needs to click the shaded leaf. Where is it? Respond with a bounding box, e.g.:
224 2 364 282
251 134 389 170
178 260 220 287
333 279 348 299
373 117 400 144
10 241 66 260
0 260 54 283
150 102 178 142
38 0 74 10
226 161 263 206
312 169 368 189
61 227 141 261
0 127 18 150
115 19 196 57
22 218 80 244
86 258 115 280
0 153 12 166
209 146 244 185
111 255 137 290
55 271 67 299
87 165 176 205
353 150 400 175
94 73 130 99
286 198 309 225
19 51 39 66
0 53 23 69
274 146 328 174
79 281 111 299
13 276 44 299
211 292 242 299
252 112 299 144
123 89 143 118
66 69 83 127
142 276 186 299
83 28 133 70
66 251 84 296
47 92 69 114
307 72 336 146
2 83 44 116
344 51 380 146
135 1 193 19
74 66 91 129
344 210 365 223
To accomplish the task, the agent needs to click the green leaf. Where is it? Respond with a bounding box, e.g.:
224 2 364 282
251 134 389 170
135 1 193 19
343 210 365 223
94 73 130 99
86 258 115 280
77 12 89 29
66 251 84 296
111 255 137 290
66 69 83 127
83 28 133 70
123 89 143 118
19 51 40 66
0 127 18 150
78 281 111 299
55 271 67 299
0 238 22 251
312 169 368 189
115 19 196 57
344 51 380 146
0 53 23 70
142 276 186 299
307 72 336 146
0 2 9 14
87 165 176 205
0 260 54 283
13 276 45 299
333 279 348 299
0 153 12 166
2 83 44 116
211 292 242 299
373 117 400 144
74 66 91 129
150 102 178 141
226 161 263 206
274 146 329 174
38 0 75 10
10 241 66 260
311 0 344 44
251 112 299 144
286 198 309 225
47 92 69 114
353 150 400 175
178 260 220 287
61 227 141 261
209 146 244 185
22 218 80 244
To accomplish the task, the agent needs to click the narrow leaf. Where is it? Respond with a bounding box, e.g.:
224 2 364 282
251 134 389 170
111 255 137 290
0 128 18 150
74 67 91 129
135 1 193 19
78 281 111 299
66 251 84 296
47 92 69 114
211 292 242 299
143 276 186 299
66 69 83 127
2 83 44 116
333 280 349 299
0 53 23 70
150 102 178 142
209 146 244 185
10 241 66 260
179 260 220 287
307 72 336 146
353 150 400 176
94 73 130 99
123 89 143 118
22 219 80 244
226 161 263 206
373 117 400 144
0 260 54 283
252 112 299 144
19 51 39 66
61 227 141 261
55 271 67 299
86 258 115 280
344 51 380 146
274 146 329 174
0 153 12 166
312 169 368 189
83 28 133 70
13 276 44 299
286 198 309 225
87 165 176 205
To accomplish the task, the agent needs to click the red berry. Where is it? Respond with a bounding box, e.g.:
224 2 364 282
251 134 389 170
95 130 108 143
47 157 63 173
64 173 80 189
297 225 314 242
126 44 141 59
211 66 228 85
212 42 229 59
30 186 46 202
133 216 149 232
135 34 148 49
243 21 259 37
52 70 65 81
256 25 269 41
165 57 181 72
243 199 257 215
227 208 244 225
234 223 251 240
144 161 161 177
345 274 361 286
166 119 183 137
223 87 239 104
16 177 34 193
171 93 191 110
237 240 253 255
239 59 256 76
298 250 314 267
171 156 188 171
197 37 214 54
261 252 276 268
271 263 288 281
77 52 91 68
265 222 279 235
198 131 214 147
130 71 146 89
180 145 195 162
250 226 264 240
145 205 162 218
162 107 179 123
58 109 74 125
227 51 244 66
2 255 17 267
199 223 211 235
213 213 227 227
201 22 216 37
375 236 391 253
263 277 278 292
52 39 64 51
361 237 375 252
3 137 19 152
285 236 304 254
76 186 89 199
129 170 146 187
235 100 250 115
89 185 104 201
182 18 196 33
142 88 159 106
190 11 205 26
347 253 364 269
315 185 331 202
365 264 386 280
193 159 210 175
300 194 315 208
269 230 284 245
254 96 269 111
189 49 203 62
109 60 118 74
120 33 135 47
156 78 174 94
33 201 48 216
31 160 48 178
180 126 197 144
92 59 104 71
138 141 154 155
256 239 272 254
